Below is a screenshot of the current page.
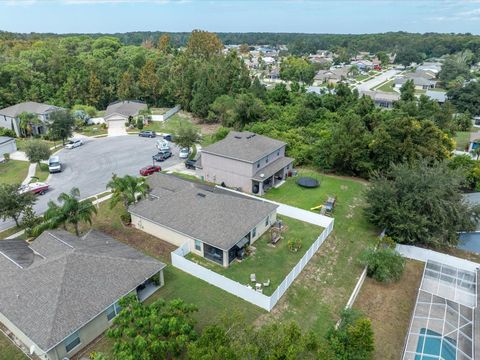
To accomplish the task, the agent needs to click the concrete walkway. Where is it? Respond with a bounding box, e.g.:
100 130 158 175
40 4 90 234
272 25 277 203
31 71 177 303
396 244 479 272
21 163 37 185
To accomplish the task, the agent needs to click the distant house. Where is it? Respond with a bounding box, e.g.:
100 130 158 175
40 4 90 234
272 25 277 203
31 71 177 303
197 131 294 195
351 59 374 71
425 90 447 104
394 75 437 90
0 229 165 360
104 100 147 129
360 90 400 109
0 136 17 161
0 101 64 137
129 173 278 268
313 67 351 85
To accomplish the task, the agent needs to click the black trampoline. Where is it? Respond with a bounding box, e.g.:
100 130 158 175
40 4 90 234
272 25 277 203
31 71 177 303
296 177 319 188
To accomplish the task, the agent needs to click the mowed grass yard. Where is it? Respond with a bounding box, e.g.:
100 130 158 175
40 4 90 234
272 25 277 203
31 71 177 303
0 160 29 184
186 215 323 295
0 333 28 360
454 131 473 151
260 169 378 335
353 260 424 360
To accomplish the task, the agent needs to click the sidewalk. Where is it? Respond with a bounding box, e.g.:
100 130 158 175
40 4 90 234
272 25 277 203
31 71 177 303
21 163 37 185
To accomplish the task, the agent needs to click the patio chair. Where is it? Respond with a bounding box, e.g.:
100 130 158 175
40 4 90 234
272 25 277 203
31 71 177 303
255 283 262 290
250 273 256 282
263 279 270 287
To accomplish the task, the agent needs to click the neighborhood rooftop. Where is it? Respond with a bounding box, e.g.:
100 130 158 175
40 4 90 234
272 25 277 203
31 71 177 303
0 101 61 117
129 173 278 250
0 229 165 352
105 100 147 117
201 131 287 163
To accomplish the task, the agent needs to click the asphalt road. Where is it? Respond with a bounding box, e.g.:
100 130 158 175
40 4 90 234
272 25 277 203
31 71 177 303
355 69 400 92
0 135 182 232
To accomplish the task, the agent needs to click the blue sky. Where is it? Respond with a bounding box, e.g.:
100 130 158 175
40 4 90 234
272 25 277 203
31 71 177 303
1 0 480 34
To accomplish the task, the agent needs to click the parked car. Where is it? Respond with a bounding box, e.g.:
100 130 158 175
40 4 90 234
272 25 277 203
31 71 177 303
65 139 83 149
156 139 171 151
140 165 161 176
18 182 49 195
153 150 172 162
48 156 62 173
163 133 173 142
179 147 190 159
185 159 196 170
139 130 156 138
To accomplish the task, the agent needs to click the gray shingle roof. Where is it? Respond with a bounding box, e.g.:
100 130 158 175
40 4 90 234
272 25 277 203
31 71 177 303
105 100 147 118
129 174 278 250
0 230 165 352
201 131 286 163
0 102 62 118
252 156 294 182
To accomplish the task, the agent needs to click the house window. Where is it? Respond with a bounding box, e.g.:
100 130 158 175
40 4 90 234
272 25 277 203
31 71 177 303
65 331 81 353
266 157 269 163
277 151 280 156
106 302 122 321
257 163 260 168
252 227 257 238
265 216 269 226
195 240 202 251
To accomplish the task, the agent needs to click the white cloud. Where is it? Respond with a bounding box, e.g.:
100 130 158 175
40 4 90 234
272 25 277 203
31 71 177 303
5 0 190 5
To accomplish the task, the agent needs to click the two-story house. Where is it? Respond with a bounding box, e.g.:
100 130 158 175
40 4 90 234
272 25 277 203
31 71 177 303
197 131 294 195
0 101 64 137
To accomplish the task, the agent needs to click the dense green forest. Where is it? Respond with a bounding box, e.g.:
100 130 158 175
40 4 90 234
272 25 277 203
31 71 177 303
0 30 475 178
2 30 480 58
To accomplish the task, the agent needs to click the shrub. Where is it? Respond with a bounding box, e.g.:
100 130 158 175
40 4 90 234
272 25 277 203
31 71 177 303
136 117 144 130
288 239 302 252
120 212 131 225
101 123 107 130
0 128 16 137
24 140 51 164
22 205 41 237
3 153 10 162
360 247 405 283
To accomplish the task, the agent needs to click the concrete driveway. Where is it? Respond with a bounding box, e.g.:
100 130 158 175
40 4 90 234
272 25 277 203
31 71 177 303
0 135 183 231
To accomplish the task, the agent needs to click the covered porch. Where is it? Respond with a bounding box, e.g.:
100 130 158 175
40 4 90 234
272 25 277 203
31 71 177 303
136 270 164 301
252 157 293 195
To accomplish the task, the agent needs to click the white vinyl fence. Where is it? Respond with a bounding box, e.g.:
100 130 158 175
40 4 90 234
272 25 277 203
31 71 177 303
171 219 334 311
151 105 181 122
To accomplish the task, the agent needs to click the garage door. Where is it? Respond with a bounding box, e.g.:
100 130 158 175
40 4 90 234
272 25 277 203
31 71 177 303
108 119 125 129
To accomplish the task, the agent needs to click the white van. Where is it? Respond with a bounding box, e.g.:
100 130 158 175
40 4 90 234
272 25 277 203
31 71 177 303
48 156 62 173
156 139 170 151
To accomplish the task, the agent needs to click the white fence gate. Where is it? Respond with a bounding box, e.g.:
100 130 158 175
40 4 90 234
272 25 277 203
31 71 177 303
151 105 181 122
171 219 334 311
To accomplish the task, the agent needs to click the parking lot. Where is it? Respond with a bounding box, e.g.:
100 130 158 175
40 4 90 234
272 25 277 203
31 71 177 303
0 135 184 231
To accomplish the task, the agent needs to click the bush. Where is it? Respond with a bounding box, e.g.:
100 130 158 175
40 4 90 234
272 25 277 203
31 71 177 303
360 247 405 283
24 140 51 164
136 117 144 130
0 128 16 137
120 212 131 225
3 153 10 162
287 239 302 252
22 205 41 237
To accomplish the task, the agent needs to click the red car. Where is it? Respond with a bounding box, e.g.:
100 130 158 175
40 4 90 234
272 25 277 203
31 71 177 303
18 182 49 195
140 165 161 176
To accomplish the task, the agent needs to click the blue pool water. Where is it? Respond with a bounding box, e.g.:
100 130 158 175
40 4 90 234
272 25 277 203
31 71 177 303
415 328 456 360
458 232 480 253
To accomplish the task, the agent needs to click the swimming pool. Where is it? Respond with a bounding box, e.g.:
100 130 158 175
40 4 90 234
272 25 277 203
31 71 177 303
415 328 456 360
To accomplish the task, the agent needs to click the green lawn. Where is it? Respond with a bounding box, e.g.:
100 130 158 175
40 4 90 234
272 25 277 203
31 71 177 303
0 226 22 240
0 332 28 360
355 74 369 81
31 163 49 183
374 79 396 93
455 131 472 151
261 169 378 335
15 138 58 151
0 160 29 184
77 125 108 137
186 215 323 295
138 114 197 134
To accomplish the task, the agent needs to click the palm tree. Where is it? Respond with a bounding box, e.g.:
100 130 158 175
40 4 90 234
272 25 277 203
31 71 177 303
472 146 480 160
33 187 97 236
18 112 41 138
107 174 149 209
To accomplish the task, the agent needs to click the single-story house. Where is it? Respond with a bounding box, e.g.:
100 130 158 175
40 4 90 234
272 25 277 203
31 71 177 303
0 229 165 360
0 136 17 161
313 67 351 85
351 59 374 71
104 100 147 129
394 75 437 90
0 101 64 137
425 90 447 103
129 173 278 267
197 131 294 195
360 90 400 108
